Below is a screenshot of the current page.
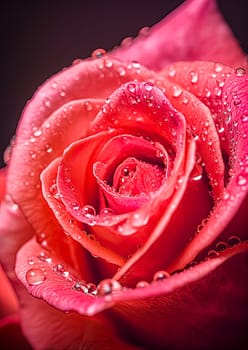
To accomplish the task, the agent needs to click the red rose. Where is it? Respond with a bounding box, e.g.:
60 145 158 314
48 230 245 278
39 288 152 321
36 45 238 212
1 0 248 349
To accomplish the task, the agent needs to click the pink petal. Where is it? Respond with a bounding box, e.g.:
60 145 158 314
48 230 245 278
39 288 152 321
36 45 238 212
14 278 142 350
6 57 153 246
159 62 248 269
15 233 248 350
111 243 248 350
41 156 126 267
112 0 246 69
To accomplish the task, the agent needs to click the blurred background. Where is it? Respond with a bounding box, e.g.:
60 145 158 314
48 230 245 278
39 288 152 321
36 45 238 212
0 0 247 167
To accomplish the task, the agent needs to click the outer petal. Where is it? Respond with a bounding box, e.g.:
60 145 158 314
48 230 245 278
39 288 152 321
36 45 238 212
160 62 248 269
112 0 246 70
112 245 248 350
12 280 142 350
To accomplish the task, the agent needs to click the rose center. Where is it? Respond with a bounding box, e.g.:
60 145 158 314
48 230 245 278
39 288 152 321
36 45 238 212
113 157 164 196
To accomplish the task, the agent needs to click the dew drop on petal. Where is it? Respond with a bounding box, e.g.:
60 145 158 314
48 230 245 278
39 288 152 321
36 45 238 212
215 63 223 72
236 174 247 186
153 270 170 282
215 241 228 252
190 71 198 84
227 235 241 246
4 194 19 212
87 283 98 295
144 81 154 92
207 250 219 258
136 281 149 288
241 115 248 123
172 86 182 97
235 67 246 76
127 83 136 93
91 48 106 59
97 279 122 295
26 268 46 286
72 280 88 293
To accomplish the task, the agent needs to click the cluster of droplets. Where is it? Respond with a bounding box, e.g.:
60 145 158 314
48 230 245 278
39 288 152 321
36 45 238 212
204 235 242 260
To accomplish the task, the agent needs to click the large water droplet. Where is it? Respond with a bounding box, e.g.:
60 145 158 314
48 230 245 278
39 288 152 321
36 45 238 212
144 81 154 92
153 270 170 282
215 241 228 252
172 86 182 97
97 279 122 295
26 268 46 286
81 205 96 225
235 67 246 76
130 212 149 228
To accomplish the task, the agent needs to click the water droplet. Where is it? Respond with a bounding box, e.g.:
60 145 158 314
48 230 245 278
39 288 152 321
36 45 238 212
105 59 113 68
81 205 96 225
38 251 52 264
236 174 247 186
172 86 182 97
190 71 198 84
227 235 241 246
130 212 149 228
214 87 222 97
44 144 53 153
144 81 153 92
87 283 97 295
127 83 136 93
84 101 93 111
235 67 246 76
43 98 51 108
26 268 46 286
241 115 248 122
117 66 126 76
51 81 58 89
97 279 122 295
4 194 19 212
207 250 219 258
27 257 35 265
73 280 88 293
182 96 189 104
153 270 170 282
91 48 106 59
155 149 164 158
215 63 223 72
33 129 42 137
215 241 228 252
136 281 149 288
168 67 176 78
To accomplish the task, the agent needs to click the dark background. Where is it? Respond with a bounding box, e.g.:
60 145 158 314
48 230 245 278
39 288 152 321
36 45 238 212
1 0 248 167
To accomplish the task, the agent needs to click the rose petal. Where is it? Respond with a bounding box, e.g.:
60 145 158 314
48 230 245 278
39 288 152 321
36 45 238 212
111 244 248 350
160 62 248 269
15 232 248 324
6 58 154 244
112 0 246 69
14 280 142 350
41 156 126 267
